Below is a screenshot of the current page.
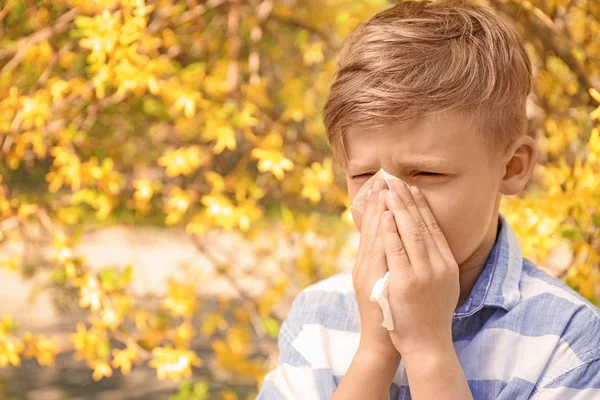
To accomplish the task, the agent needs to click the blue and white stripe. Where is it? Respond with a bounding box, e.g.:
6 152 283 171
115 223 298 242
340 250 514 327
257 213 600 399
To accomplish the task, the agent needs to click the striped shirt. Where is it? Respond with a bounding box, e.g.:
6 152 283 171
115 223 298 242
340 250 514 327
257 212 600 399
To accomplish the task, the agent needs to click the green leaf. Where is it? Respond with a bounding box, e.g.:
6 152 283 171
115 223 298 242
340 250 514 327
49 268 67 283
193 381 210 399
261 316 281 338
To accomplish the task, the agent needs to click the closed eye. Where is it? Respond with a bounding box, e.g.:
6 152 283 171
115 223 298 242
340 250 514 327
415 172 445 177
352 173 374 179
352 172 445 179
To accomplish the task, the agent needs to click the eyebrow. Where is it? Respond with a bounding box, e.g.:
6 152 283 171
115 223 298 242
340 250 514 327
347 157 455 173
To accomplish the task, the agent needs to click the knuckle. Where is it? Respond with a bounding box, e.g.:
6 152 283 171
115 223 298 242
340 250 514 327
370 243 383 261
408 228 423 242
417 220 428 234
401 276 419 292
427 220 442 235
391 243 407 258
419 270 433 282
370 248 382 262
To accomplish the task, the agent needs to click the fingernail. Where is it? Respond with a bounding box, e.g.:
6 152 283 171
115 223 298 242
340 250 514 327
378 189 387 200
384 211 394 220
367 188 373 198
387 190 399 199
410 186 420 196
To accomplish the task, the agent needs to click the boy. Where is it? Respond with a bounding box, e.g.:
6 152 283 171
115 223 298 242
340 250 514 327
257 0 600 399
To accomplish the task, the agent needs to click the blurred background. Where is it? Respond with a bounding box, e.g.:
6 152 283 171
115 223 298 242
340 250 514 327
0 0 598 399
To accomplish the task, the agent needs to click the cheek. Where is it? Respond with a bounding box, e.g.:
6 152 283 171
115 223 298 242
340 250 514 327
419 189 472 257
423 183 495 265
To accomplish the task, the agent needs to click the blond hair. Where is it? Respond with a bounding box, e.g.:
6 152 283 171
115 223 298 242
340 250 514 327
322 0 532 169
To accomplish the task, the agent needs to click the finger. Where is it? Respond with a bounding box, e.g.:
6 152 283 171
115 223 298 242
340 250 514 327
356 179 388 265
381 210 415 279
395 182 443 263
385 182 430 275
410 186 457 267
367 190 389 278
402 185 446 272
355 187 375 265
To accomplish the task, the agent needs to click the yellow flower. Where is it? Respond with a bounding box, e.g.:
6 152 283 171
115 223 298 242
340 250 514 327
149 346 202 381
133 179 155 200
164 280 197 318
79 274 102 311
174 322 194 349
251 148 294 180
301 158 334 204
22 333 58 367
92 360 113 381
112 346 137 376
158 146 209 177
0 335 24 367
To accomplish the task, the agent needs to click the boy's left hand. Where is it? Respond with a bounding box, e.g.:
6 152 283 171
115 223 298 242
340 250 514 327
381 181 460 357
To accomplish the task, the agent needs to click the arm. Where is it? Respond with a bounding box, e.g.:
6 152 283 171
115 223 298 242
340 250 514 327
328 178 403 399
331 345 401 400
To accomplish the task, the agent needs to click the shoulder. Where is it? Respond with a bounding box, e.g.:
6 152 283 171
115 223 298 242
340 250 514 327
287 270 359 331
280 270 361 377
519 258 600 321
514 259 600 385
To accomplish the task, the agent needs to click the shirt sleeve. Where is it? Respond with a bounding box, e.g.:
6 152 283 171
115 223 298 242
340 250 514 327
256 292 323 400
528 358 600 399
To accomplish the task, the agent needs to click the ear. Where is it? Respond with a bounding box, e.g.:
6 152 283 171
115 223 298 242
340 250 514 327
499 135 537 196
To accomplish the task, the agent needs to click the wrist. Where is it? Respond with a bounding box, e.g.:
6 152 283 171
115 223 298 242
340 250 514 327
332 341 401 400
392 329 453 358
356 342 402 370
358 340 401 362
400 336 456 370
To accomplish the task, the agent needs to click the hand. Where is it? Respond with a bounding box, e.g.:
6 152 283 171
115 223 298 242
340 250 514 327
352 178 399 358
381 181 460 357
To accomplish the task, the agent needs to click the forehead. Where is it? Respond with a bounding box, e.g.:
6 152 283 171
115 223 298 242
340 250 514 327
344 111 479 166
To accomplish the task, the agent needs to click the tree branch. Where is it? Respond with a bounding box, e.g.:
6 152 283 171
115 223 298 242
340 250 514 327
491 0 598 106
0 0 16 26
0 8 79 74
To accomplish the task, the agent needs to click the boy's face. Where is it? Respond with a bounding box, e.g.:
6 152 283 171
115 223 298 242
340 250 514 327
344 110 509 267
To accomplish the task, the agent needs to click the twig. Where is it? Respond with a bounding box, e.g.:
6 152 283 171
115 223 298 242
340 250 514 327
269 8 333 44
0 0 16 25
226 0 241 94
37 43 73 86
191 235 279 340
491 0 597 104
0 8 79 74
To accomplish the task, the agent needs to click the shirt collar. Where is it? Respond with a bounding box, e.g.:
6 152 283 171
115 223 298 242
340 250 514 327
453 212 523 319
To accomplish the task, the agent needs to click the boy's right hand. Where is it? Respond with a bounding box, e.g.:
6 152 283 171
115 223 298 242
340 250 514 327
352 178 399 358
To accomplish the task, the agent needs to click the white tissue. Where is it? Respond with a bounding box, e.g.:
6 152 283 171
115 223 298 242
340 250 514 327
350 168 411 331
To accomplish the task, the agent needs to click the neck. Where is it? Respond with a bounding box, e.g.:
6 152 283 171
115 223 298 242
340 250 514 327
455 213 500 309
